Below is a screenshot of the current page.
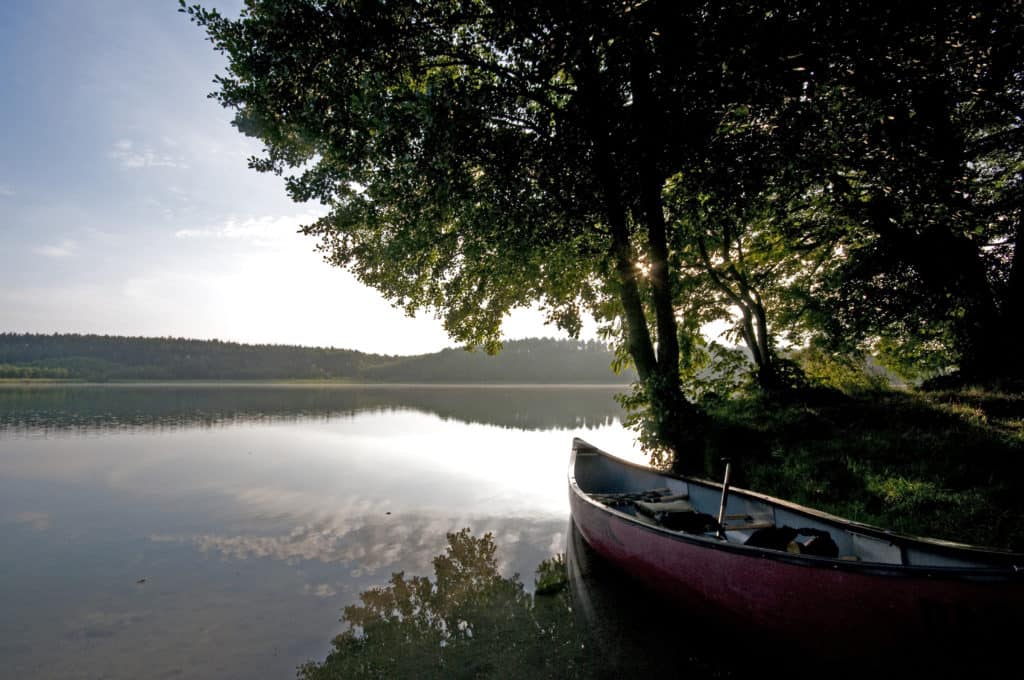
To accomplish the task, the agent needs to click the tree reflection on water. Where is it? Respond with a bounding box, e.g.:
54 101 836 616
298 528 594 679
0 384 625 433
300 518 1009 679
299 525 737 679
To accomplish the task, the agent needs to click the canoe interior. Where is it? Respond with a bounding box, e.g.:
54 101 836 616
572 439 1021 571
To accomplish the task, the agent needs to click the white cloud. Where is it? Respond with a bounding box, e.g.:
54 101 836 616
4 206 573 354
0 184 13 197
174 214 322 246
34 239 77 258
303 583 338 598
109 138 187 169
165 185 189 201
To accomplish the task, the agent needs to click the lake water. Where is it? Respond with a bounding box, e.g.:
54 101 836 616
0 384 652 679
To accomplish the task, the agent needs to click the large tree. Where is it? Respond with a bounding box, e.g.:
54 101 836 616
184 0 1021 469
184 0 818 471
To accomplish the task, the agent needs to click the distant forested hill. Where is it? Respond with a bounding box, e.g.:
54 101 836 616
0 334 631 383
360 339 634 383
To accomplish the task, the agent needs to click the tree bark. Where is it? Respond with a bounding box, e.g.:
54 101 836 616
627 27 705 472
905 226 1003 381
607 205 657 382
574 32 705 472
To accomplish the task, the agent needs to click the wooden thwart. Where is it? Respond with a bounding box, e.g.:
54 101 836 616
723 521 775 531
722 513 775 531
591 488 688 507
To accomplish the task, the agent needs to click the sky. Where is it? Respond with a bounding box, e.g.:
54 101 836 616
0 0 572 355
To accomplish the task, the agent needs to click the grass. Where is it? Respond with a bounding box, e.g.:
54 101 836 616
703 388 1024 551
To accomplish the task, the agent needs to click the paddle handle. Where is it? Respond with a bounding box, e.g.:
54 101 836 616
716 458 732 538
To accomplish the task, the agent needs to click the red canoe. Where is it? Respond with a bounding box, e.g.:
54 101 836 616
568 437 1024 659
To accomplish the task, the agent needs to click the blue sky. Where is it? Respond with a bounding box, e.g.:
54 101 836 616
0 0 563 355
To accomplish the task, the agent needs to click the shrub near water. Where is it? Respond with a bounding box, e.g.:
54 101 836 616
789 347 893 395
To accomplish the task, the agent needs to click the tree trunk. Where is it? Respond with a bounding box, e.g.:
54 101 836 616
628 28 705 472
864 191 1010 383
912 227 1004 382
574 30 705 472
696 236 786 392
607 208 657 382
642 196 706 473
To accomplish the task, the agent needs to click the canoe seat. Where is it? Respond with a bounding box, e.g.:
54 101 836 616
632 497 721 534
721 514 774 532
590 489 722 534
634 498 697 515
724 522 775 531
591 488 688 508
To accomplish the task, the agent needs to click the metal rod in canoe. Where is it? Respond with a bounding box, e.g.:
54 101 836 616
716 458 732 539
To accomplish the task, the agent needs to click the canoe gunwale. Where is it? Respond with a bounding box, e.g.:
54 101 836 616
570 438 1024 580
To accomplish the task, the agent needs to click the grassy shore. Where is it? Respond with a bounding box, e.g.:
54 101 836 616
705 388 1024 551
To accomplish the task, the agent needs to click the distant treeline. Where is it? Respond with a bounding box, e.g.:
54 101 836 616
0 333 632 383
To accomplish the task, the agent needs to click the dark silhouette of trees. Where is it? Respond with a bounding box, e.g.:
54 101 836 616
799 3 1024 383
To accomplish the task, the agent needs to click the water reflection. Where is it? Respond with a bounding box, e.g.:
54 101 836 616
0 386 640 678
299 528 595 679
565 522 734 679
0 385 651 675
0 384 626 434
300 525 741 679
151 514 569 585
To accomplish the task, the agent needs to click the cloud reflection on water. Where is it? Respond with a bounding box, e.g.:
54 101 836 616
152 512 567 586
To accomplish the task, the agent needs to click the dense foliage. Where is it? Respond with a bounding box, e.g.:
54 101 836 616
183 1 1022 469
0 333 629 383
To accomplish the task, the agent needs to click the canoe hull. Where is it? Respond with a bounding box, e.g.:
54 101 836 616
568 444 1024 657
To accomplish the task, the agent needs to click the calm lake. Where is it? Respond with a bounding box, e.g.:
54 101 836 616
0 383 666 679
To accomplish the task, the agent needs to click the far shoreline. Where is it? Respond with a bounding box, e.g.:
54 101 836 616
0 379 630 389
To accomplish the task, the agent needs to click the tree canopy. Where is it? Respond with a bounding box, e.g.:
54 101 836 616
185 0 1022 471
